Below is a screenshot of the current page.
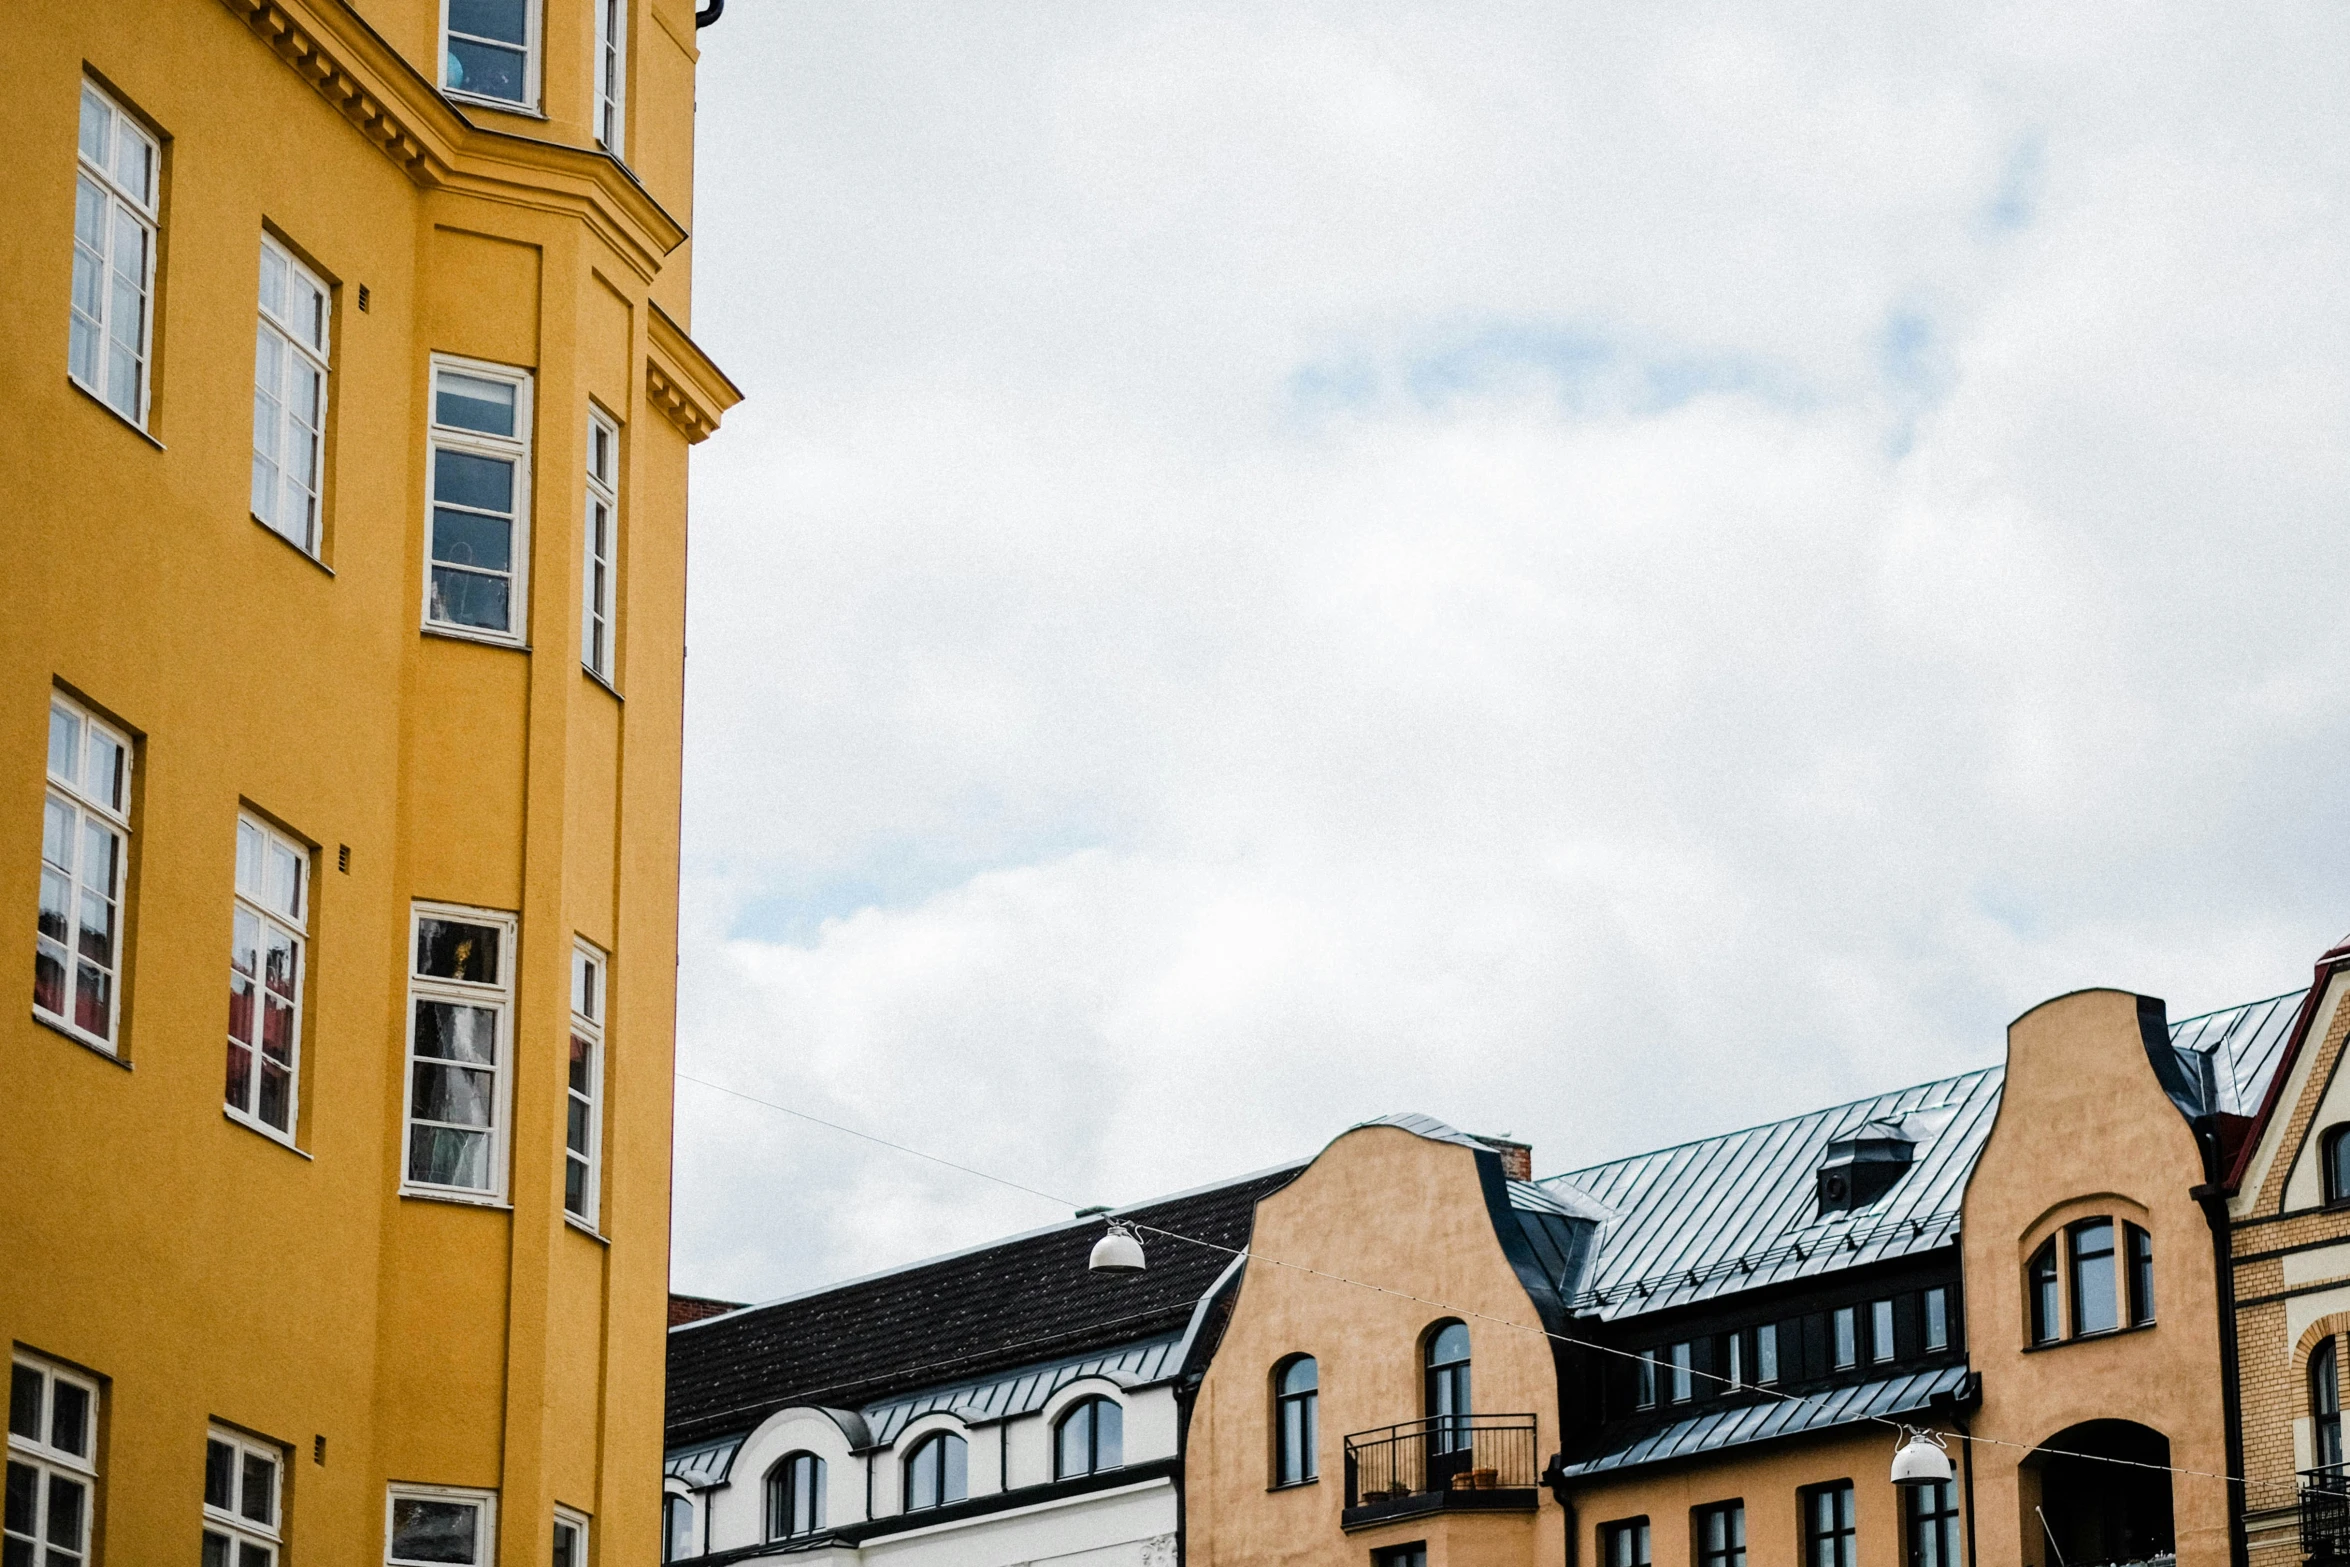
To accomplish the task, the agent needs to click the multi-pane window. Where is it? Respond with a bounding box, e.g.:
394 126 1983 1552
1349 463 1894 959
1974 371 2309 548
566 942 604 1224
660 1494 694 1562
1635 1350 1657 1410
2070 1220 2118 1335
902 1432 966 1511
252 236 330 553
1755 1323 1779 1384
1274 1357 1317 1485
553 1507 588 1567
426 359 532 642
1831 1306 1857 1369
2126 1224 2155 1327
1906 1478 1962 1567
6 1356 97 1567
582 410 618 682
2028 1241 2060 1344
1667 1342 1693 1404
1802 1482 1856 1567
1724 1332 1742 1391
1871 1299 1896 1364
387 1487 494 1567
37 695 131 1051
1602 1517 1651 1567
203 1429 282 1566
226 817 306 1140
1373 1547 1428 1567
1695 1501 1745 1567
1055 1397 1122 1479
766 1453 824 1540
2316 1339 2344 1472
403 904 515 1198
1923 1288 1949 1352
69 82 159 427
593 0 626 152
443 0 536 107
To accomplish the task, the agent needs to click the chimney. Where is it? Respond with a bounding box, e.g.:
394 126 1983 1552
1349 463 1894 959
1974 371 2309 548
668 1293 744 1327
1472 1134 1533 1182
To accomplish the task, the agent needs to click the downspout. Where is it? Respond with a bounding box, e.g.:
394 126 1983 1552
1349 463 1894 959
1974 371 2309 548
694 0 724 27
2196 1157 2250 1567
1957 1407 1980 1567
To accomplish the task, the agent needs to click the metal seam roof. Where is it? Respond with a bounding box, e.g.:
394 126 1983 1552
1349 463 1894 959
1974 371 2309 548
1561 1363 1973 1477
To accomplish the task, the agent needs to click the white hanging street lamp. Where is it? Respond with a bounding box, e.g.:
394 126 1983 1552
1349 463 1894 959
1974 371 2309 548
1891 1427 1954 1487
1088 1219 1146 1274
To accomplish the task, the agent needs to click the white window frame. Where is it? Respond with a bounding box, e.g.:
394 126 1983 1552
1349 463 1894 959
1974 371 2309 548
252 234 332 555
400 901 518 1204
226 814 309 1144
7 1354 99 1567
564 939 605 1229
581 407 619 684
439 0 542 113
68 80 160 429
204 1427 284 1566
37 693 132 1053
424 355 534 647
592 0 626 154
387 1483 497 1567
553 1504 589 1567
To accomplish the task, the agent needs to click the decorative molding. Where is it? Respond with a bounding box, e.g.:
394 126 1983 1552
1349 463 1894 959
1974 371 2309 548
215 0 687 279
646 301 742 444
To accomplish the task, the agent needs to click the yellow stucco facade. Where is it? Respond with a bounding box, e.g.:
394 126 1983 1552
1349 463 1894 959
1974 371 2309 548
0 0 735 1562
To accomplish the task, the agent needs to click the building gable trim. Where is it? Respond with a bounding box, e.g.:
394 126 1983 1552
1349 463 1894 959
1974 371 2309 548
2229 950 2350 1209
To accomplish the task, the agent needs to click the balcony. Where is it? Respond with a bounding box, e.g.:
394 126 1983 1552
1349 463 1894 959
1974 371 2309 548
2303 1466 2350 1562
1341 1414 1540 1531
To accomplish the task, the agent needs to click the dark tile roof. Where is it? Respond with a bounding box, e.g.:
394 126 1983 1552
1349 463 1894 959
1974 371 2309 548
1541 989 2302 1321
665 1164 1301 1449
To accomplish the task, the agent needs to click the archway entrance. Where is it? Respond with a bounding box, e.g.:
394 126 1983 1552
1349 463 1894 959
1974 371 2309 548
2024 1420 2175 1567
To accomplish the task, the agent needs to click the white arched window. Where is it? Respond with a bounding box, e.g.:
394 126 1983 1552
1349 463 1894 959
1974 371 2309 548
904 1432 967 1511
766 1451 825 1539
1055 1397 1123 1479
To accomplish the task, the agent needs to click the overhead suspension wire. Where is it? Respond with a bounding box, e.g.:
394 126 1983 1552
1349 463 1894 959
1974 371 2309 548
677 1070 2253 1489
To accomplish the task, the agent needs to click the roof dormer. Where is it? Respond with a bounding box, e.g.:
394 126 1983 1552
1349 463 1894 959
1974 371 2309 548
1816 1117 1915 1216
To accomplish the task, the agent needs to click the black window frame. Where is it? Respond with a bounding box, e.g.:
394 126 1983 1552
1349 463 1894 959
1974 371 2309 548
764 1451 825 1541
1695 1500 1746 1567
1054 1395 1123 1480
1923 1287 1949 1352
1601 1516 1653 1567
1755 1323 1780 1385
902 1431 968 1512
1273 1355 1319 1487
1372 1544 1428 1567
2125 1223 2155 1327
1870 1299 1896 1364
2068 1219 2119 1337
1831 1306 1857 1370
660 1494 694 1563
1425 1320 1472 1454
2317 1337 2344 1474
1668 1341 1694 1405
2325 1125 2350 1206
2027 1239 2060 1345
1801 1481 1857 1567
1905 1477 1962 1567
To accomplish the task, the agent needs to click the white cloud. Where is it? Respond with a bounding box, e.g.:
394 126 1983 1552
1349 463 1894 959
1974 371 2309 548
673 1 2350 1298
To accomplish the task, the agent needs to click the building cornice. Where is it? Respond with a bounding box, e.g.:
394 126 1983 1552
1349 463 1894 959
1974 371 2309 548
647 301 742 443
216 0 689 281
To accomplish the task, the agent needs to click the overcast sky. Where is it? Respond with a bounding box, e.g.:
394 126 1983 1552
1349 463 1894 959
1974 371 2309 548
669 2 2350 1303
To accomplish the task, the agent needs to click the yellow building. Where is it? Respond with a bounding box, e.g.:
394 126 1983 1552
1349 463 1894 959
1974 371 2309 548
0 0 736 1562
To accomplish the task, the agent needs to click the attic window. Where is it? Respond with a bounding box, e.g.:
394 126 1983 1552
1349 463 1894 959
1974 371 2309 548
1816 1119 1915 1216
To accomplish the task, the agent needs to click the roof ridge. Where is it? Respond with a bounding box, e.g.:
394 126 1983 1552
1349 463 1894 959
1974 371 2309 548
1540 1066 2001 1187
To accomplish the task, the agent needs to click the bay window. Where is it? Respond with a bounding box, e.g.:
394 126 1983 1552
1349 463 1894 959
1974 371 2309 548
566 941 605 1225
402 903 516 1199
226 815 306 1140
388 1486 494 1567
37 694 131 1052
252 235 331 553
426 358 532 643
582 409 618 682
69 82 159 428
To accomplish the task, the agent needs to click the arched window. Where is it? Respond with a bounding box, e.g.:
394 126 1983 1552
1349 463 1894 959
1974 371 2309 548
903 1431 967 1511
1425 1321 1472 1455
765 1451 825 1539
2317 1339 2344 1473
2326 1128 2350 1206
1054 1396 1123 1479
2068 1220 2118 1335
660 1494 694 1563
1274 1356 1318 1486
2027 1240 2060 1345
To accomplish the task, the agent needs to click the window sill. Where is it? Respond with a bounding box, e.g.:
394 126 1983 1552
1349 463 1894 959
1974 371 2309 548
224 1109 313 1159
2023 1321 2155 1352
422 625 530 654
253 516 334 575
564 1215 609 1245
399 1187 513 1211
1267 1478 1319 1493
33 1010 130 1068
68 377 164 450
584 666 623 701
445 89 548 121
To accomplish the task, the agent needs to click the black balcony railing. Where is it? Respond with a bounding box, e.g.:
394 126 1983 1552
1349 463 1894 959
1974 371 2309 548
1340 1414 1539 1529
2304 1466 2350 1562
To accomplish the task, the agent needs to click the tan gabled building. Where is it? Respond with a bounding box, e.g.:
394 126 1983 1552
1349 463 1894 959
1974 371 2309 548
2219 936 2350 1567
1 1 734 1564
